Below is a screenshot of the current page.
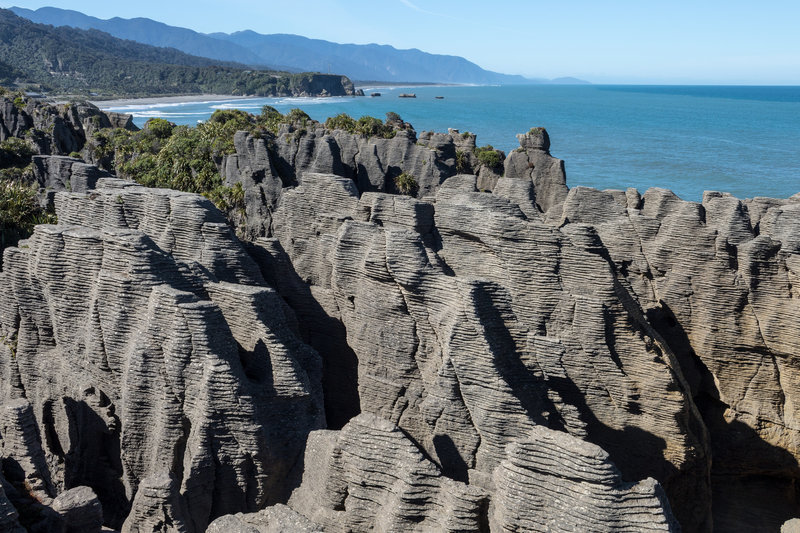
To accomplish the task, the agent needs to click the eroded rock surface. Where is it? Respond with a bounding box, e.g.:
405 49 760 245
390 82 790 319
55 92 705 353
0 179 323 531
2 117 800 532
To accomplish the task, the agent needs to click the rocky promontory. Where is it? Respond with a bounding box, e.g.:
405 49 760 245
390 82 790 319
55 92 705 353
1 98 799 532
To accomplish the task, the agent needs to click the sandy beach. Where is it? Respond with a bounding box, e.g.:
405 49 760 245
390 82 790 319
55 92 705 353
91 94 257 109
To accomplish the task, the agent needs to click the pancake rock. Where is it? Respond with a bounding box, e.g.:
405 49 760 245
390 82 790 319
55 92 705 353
212 414 677 532
490 425 679 532
287 413 490 532
266 172 707 528
0 94 135 158
221 122 566 240
0 179 323 530
559 186 800 531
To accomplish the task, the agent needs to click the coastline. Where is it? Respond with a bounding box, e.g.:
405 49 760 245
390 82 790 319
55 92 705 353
91 94 259 110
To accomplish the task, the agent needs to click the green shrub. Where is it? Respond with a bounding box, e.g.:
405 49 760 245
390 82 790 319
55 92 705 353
394 172 417 196
355 116 395 138
0 137 34 166
258 105 284 132
12 96 25 110
68 151 81 159
205 182 245 212
0 180 57 255
474 145 503 170
284 108 310 124
144 118 174 139
208 109 255 130
325 113 357 132
324 113 396 139
455 150 470 173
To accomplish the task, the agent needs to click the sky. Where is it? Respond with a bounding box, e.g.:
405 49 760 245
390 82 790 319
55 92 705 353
3 0 800 84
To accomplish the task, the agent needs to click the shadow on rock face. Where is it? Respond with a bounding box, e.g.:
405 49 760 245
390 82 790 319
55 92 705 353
245 240 361 430
62 397 129 529
648 301 800 533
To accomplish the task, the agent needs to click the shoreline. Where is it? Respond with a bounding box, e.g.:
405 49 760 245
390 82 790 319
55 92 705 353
92 94 259 109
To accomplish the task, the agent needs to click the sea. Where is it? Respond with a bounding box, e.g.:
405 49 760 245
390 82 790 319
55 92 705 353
100 85 800 201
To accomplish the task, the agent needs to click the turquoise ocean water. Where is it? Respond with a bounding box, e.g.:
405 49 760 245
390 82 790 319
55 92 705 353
101 85 800 201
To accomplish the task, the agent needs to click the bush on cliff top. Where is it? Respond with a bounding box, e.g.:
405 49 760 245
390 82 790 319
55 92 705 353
474 145 503 170
0 180 56 257
324 112 397 139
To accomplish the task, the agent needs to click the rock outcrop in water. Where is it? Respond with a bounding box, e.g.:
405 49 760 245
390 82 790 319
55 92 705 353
2 104 800 532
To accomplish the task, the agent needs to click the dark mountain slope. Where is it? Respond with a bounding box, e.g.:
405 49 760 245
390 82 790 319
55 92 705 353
12 5 536 84
9 5 281 69
0 9 356 97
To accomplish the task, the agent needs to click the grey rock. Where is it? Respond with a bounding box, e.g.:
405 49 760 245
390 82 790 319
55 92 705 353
490 425 679 532
52 486 104 533
0 471 25 533
558 183 800 531
0 399 55 502
0 95 137 159
269 172 704 529
207 504 323 533
503 128 569 216
121 472 191 533
288 413 489 532
0 181 323 530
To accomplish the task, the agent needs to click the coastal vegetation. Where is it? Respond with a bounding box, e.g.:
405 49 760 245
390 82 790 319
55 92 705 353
0 180 56 257
394 172 417 195
324 112 399 139
90 108 413 214
474 145 503 169
0 9 357 98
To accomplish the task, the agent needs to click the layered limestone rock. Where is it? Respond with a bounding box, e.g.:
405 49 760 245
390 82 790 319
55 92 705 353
0 179 323 530
0 95 136 157
490 426 679 532
206 504 322 533
222 124 566 240
503 128 568 217
3 117 800 532
213 414 677 532
559 186 800 531
268 172 708 529
287 413 490 532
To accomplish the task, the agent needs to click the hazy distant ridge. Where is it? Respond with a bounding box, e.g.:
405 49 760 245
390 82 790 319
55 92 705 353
10 5 585 85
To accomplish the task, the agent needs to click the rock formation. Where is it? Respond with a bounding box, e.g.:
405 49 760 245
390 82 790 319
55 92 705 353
0 179 323 531
2 103 800 532
0 95 136 158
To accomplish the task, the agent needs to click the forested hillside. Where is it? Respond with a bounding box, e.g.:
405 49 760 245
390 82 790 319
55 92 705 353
0 9 356 97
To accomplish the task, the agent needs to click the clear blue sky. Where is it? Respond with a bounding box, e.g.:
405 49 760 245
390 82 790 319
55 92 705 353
4 0 800 84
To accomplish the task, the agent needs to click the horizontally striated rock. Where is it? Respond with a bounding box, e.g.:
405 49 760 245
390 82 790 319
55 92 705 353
503 127 568 216
3 112 800 532
206 504 323 533
51 486 104 533
121 472 191 533
0 399 55 502
288 413 489 532
490 425 679 532
558 185 800 530
32 155 112 194
222 124 517 240
0 95 137 157
268 172 708 529
0 179 323 530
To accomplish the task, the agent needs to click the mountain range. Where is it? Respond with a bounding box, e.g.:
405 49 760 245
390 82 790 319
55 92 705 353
0 9 357 98
9 6 587 85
